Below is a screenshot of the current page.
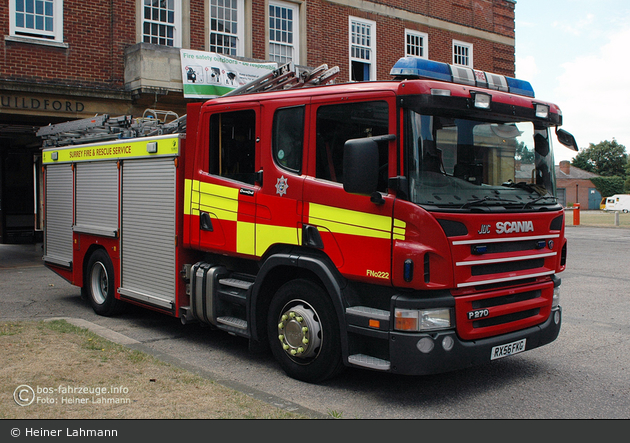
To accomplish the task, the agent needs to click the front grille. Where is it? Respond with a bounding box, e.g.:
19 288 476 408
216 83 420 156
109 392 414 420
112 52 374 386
473 308 540 328
471 258 545 276
477 239 546 254
472 290 540 309
455 282 553 340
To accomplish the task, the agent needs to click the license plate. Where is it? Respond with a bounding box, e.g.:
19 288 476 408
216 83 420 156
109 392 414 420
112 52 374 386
490 338 526 360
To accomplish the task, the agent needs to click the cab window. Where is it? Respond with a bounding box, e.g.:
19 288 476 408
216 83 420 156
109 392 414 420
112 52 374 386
208 110 256 185
315 100 389 190
272 106 304 173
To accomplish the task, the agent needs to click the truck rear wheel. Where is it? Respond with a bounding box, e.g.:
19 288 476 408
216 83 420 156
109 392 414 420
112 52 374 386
86 249 122 316
267 279 344 383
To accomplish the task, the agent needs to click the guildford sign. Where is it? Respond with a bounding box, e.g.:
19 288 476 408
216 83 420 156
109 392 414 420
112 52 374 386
1 95 85 113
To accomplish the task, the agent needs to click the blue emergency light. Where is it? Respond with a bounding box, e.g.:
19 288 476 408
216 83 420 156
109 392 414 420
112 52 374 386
390 57 535 98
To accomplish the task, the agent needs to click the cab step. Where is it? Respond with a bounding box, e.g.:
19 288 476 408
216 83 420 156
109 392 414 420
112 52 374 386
216 316 248 337
217 277 254 306
348 354 391 371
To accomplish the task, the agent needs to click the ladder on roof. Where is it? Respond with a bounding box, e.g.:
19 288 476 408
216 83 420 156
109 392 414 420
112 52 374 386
37 62 339 147
224 62 340 96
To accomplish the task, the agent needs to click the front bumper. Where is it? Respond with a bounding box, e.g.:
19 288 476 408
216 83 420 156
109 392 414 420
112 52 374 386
385 307 561 375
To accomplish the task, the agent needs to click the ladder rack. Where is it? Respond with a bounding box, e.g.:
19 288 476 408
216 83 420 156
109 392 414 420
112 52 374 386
37 62 339 147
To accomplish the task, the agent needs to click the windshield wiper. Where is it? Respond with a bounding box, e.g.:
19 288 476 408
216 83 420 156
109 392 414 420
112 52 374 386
502 180 547 196
460 196 518 209
522 195 558 209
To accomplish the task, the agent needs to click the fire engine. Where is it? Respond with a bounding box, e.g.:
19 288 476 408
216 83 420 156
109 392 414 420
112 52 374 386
39 57 578 383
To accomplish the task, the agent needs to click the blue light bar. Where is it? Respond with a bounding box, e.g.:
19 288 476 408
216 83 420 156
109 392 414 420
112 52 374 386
390 57 535 98
389 57 452 82
505 77 535 98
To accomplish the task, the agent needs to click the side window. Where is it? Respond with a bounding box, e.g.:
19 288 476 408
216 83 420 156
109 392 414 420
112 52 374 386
209 110 257 185
272 106 304 173
316 101 389 190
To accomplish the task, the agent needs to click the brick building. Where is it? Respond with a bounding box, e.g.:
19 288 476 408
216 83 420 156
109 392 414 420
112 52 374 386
0 0 517 243
555 160 602 210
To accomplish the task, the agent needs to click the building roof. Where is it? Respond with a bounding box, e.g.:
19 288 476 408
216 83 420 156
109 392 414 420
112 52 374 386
555 161 600 180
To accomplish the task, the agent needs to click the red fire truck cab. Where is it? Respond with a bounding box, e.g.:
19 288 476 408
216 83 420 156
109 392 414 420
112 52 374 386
41 57 578 382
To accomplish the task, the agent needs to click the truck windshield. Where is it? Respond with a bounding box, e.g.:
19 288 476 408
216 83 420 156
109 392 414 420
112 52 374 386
404 109 558 211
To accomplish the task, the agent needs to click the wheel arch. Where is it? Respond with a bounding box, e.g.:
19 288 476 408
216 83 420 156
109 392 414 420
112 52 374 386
250 249 349 356
81 244 111 294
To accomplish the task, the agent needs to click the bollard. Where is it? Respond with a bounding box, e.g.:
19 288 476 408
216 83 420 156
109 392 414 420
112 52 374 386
573 203 580 225
615 211 620 226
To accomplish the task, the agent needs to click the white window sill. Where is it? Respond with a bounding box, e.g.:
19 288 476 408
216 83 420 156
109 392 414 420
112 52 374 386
5 35 69 49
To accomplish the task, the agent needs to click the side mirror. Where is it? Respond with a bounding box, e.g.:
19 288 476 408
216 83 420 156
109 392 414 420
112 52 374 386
556 128 578 151
343 138 379 196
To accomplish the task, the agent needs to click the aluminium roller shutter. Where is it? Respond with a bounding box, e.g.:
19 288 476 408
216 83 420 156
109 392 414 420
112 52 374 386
44 163 74 267
119 157 177 310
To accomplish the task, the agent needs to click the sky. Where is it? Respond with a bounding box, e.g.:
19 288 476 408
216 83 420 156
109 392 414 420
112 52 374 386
514 0 630 164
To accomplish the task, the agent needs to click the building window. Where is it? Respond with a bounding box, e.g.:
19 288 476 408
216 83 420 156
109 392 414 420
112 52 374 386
268 1 299 64
143 0 181 47
349 17 376 81
453 40 473 67
405 30 428 58
9 0 63 42
210 0 244 56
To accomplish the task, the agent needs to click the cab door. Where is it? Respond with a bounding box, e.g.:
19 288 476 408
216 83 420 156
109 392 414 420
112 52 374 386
302 95 399 284
191 104 261 258
254 99 308 257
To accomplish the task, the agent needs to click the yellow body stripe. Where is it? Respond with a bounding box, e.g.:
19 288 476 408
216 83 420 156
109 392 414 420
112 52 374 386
393 218 407 240
197 182 239 222
184 179 193 215
257 224 300 253
237 222 256 255
185 180 407 255
308 203 405 241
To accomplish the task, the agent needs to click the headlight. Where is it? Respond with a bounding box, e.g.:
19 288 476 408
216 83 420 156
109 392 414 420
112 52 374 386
552 286 560 308
395 308 453 332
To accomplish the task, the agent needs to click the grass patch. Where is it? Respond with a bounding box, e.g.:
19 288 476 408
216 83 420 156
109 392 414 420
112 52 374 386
1 320 309 419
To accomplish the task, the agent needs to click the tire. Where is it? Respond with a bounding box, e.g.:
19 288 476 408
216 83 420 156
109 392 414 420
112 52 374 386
267 279 344 383
86 249 122 316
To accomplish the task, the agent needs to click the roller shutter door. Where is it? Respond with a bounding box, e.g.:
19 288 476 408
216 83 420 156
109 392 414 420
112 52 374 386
119 157 176 310
44 164 73 267
74 161 119 237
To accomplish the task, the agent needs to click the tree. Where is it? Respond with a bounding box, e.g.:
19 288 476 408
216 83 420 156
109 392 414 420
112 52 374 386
571 139 627 177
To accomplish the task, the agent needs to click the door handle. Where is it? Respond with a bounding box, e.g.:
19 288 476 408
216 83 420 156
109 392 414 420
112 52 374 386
200 212 213 231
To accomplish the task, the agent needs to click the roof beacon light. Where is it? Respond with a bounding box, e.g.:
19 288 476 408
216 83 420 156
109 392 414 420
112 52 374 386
390 57 535 98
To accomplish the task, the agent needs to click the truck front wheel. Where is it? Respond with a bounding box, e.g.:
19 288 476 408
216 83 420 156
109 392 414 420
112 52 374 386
86 249 122 316
267 279 344 383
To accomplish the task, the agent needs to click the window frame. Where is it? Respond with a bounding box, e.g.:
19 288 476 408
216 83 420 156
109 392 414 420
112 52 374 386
268 0 300 65
452 39 473 67
272 105 305 175
405 29 428 59
209 0 245 56
349 16 376 82
314 100 390 190
9 0 64 44
141 0 182 48
208 109 258 186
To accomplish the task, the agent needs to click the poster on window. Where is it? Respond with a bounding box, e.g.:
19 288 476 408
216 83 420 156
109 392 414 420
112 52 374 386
180 50 277 99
